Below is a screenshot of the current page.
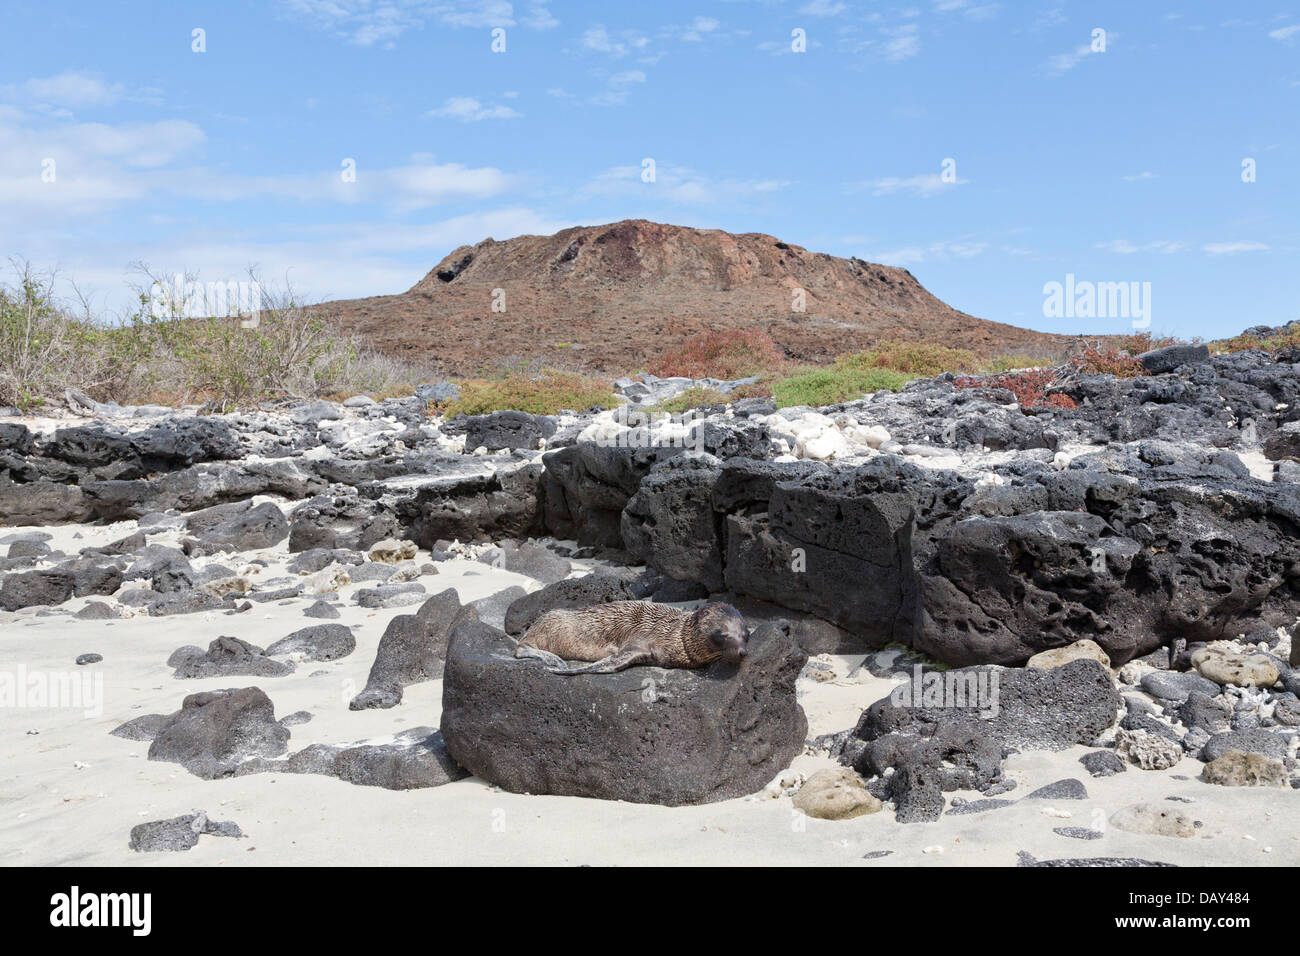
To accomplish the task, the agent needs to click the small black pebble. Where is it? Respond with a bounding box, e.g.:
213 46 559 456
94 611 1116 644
75 653 103 666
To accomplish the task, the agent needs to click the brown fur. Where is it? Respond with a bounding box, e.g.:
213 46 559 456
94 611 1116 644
518 601 748 671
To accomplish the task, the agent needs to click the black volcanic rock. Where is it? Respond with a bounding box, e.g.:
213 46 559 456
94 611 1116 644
441 618 807 806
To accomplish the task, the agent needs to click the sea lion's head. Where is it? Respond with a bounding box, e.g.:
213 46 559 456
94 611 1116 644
696 602 750 663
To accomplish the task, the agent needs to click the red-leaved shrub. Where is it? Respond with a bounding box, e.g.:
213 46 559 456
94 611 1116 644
1074 341 1146 378
954 368 1078 410
647 329 787 380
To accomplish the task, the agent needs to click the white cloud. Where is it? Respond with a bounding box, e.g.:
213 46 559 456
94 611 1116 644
1095 239 1184 254
427 96 522 121
0 110 513 226
800 0 847 15
280 0 556 46
1045 43 1097 74
858 172 964 197
378 161 512 209
587 69 648 106
0 117 207 222
520 3 559 29
11 71 125 109
435 0 517 28
1202 241 1268 255
865 239 987 265
1123 171 1158 181
883 24 920 60
581 24 649 56
582 163 790 204
934 0 1000 20
1030 5 1067 31
1269 24 1300 41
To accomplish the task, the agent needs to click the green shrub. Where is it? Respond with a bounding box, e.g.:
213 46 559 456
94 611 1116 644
441 370 618 417
0 263 135 410
837 340 981 377
654 386 731 413
983 354 1053 373
771 366 910 408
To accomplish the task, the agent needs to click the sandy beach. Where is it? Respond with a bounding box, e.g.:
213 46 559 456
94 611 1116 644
2 516 1294 867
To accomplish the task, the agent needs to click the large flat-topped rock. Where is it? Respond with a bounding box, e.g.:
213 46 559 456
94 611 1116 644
440 618 808 806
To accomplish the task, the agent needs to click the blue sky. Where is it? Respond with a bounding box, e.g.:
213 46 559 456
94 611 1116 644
2 0 1297 341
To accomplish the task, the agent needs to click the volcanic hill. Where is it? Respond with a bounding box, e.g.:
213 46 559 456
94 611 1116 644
325 219 1073 375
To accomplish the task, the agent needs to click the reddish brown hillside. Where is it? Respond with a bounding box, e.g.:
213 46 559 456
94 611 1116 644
324 219 1074 375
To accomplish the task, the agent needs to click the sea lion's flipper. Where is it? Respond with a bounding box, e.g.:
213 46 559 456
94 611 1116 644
548 648 652 675
514 645 568 670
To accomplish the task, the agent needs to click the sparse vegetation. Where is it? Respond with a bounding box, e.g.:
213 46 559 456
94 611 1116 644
440 370 618 417
0 261 430 412
1210 324 1300 355
0 262 134 410
1073 340 1147 378
954 368 1077 410
838 340 982 378
654 386 731 413
771 366 911 408
1112 331 1178 354
984 354 1053 373
647 328 788 380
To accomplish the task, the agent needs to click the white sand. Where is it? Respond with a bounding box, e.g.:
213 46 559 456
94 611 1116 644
1 518 1297 867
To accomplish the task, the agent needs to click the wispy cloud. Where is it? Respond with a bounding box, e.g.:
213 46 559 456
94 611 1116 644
0 109 514 222
9 70 126 109
1269 24 1300 42
1095 239 1184 254
799 0 848 17
587 69 647 106
279 0 557 46
580 24 650 57
427 96 522 121
1123 171 1158 181
833 16 926 62
680 15 721 40
1202 240 1268 255
883 23 921 61
856 171 965 197
865 238 987 265
1045 42 1099 75
582 162 790 204
934 0 1001 21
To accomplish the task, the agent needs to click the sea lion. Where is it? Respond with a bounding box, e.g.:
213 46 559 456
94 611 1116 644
514 600 750 675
